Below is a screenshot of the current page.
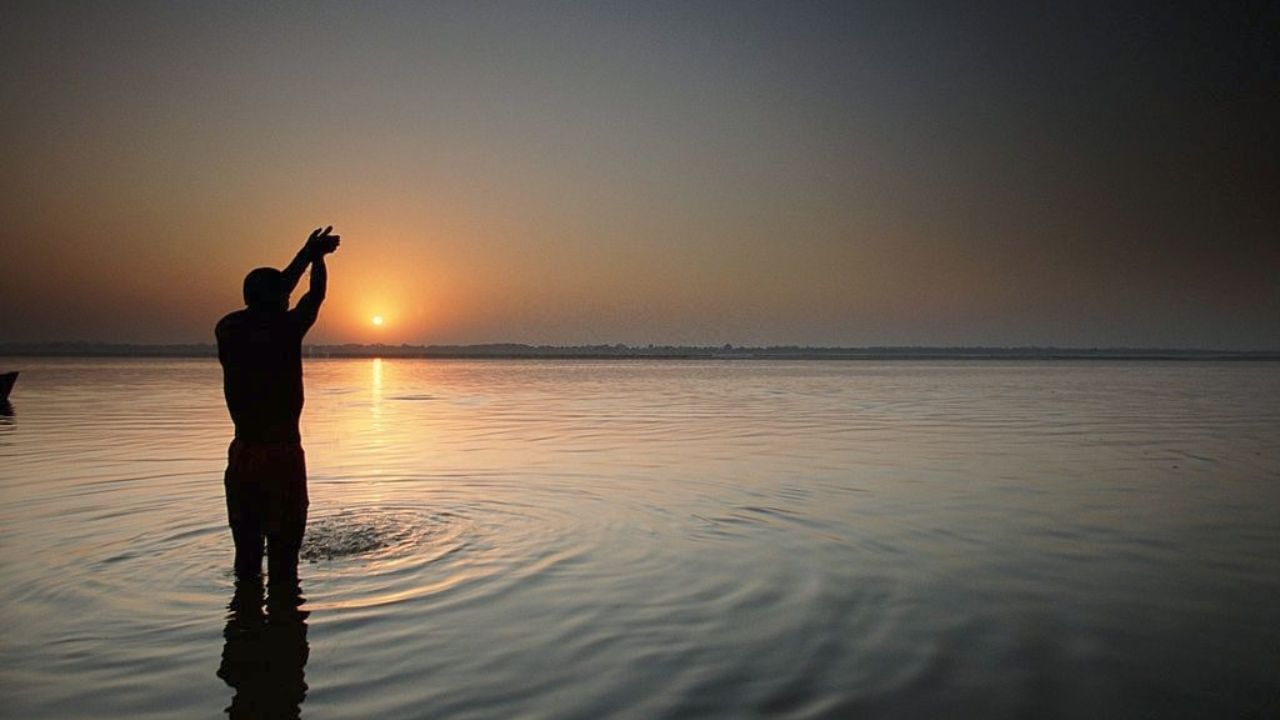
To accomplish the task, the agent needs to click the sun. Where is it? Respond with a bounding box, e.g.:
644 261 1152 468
371 315 384 326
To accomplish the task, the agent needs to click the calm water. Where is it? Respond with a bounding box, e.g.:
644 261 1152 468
1 358 1278 718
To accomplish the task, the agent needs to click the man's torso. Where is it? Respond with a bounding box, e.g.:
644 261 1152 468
216 308 307 443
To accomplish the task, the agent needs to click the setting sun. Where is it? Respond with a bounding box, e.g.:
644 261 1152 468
371 315 384 326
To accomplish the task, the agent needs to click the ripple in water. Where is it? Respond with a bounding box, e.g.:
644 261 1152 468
299 502 471 563
301 508 453 563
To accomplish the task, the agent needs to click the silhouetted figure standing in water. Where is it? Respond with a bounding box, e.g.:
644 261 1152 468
217 226 340 582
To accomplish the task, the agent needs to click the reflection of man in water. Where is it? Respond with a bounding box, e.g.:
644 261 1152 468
219 577 309 718
216 226 340 581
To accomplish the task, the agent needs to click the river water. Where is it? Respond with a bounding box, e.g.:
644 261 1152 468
1 358 1277 718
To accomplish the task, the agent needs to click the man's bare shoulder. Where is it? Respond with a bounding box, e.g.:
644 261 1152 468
216 310 249 340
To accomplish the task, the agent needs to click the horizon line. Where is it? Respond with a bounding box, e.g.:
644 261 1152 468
2 341 1279 359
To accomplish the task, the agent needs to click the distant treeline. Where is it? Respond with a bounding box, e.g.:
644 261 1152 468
2 342 1277 360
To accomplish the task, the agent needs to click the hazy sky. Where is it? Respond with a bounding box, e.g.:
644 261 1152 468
2 1 1276 348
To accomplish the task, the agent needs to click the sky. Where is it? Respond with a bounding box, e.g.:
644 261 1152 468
1 1 1276 348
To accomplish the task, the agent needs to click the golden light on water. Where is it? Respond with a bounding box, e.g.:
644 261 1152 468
371 357 383 395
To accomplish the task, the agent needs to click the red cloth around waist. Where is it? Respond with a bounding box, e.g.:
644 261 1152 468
224 439 308 534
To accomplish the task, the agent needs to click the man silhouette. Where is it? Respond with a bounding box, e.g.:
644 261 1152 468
216 226 340 581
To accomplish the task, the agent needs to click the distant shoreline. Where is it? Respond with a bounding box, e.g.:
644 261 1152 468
2 343 1277 361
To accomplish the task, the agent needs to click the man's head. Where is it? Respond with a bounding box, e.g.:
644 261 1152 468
243 267 288 311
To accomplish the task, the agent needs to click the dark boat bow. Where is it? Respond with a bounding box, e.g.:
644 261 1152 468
0 371 17 401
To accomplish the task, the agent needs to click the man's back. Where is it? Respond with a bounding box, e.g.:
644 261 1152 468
216 308 308 443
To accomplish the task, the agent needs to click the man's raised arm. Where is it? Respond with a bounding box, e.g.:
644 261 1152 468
281 226 339 296
293 226 340 332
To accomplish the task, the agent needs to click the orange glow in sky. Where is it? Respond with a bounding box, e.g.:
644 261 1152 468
0 3 1276 350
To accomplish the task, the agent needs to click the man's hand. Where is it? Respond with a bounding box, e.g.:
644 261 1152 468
305 226 341 258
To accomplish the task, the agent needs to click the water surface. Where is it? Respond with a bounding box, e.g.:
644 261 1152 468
1 358 1278 718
